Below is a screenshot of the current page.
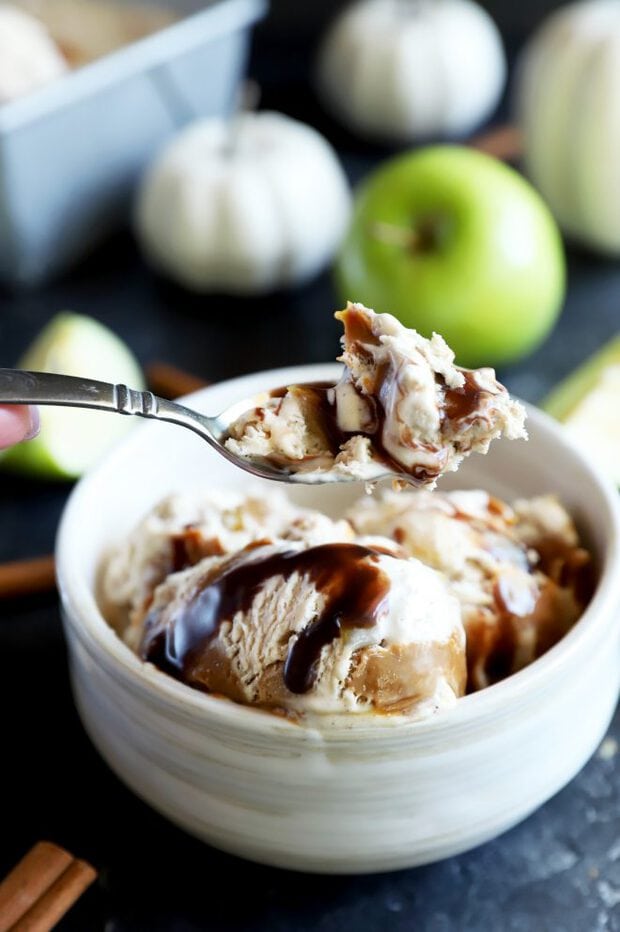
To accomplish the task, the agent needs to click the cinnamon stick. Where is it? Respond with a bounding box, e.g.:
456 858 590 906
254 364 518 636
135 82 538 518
0 841 96 932
146 361 208 399
0 555 56 600
0 843 72 931
470 123 523 162
11 858 97 932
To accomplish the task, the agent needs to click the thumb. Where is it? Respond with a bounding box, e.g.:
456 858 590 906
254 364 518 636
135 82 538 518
0 405 40 450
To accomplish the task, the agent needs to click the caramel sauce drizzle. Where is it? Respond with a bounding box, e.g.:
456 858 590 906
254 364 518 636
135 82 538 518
141 542 391 695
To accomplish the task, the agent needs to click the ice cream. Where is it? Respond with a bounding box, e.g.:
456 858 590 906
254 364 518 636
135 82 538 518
102 489 466 718
348 489 593 690
0 4 67 104
102 485 592 717
225 303 527 486
102 487 354 640
134 538 466 717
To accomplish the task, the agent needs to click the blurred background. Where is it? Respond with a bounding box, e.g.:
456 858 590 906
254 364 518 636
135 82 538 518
256 0 560 41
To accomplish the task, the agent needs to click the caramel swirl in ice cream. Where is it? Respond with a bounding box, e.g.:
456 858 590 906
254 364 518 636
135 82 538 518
262 380 441 485
348 489 594 692
103 490 466 718
442 370 485 424
103 485 593 718
141 542 391 695
225 303 527 486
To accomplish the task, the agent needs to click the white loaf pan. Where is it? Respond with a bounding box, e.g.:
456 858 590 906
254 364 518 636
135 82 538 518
0 0 267 286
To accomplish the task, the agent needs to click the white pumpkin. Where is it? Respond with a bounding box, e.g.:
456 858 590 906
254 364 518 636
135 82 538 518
316 0 506 142
516 0 620 256
136 112 352 294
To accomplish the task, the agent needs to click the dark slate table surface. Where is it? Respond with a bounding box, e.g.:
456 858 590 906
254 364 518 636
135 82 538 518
2 32 620 932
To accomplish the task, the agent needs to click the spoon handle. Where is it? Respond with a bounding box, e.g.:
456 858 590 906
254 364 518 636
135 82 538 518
0 368 159 417
0 368 220 450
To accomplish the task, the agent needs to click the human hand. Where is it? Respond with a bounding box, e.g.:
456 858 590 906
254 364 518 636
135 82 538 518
0 405 39 450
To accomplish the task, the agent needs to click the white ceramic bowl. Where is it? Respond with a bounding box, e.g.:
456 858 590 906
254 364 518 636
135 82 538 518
57 363 620 874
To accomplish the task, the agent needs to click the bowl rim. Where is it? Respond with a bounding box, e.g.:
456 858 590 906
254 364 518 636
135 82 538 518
56 362 620 741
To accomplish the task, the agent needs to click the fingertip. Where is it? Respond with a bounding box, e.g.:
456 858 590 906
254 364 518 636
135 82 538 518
0 405 40 449
23 406 40 441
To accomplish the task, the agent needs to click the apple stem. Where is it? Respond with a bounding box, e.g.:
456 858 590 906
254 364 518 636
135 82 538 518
370 217 441 253
370 221 423 251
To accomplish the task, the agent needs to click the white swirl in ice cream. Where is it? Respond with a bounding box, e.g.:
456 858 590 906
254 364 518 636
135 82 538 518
224 303 527 486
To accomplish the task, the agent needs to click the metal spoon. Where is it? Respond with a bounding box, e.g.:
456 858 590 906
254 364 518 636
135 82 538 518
0 368 368 485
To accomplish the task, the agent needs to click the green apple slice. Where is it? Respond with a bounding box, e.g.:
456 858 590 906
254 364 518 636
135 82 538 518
2 313 144 479
542 335 620 485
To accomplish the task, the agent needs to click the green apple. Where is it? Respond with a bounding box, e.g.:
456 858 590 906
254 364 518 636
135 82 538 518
542 335 620 486
335 145 566 367
2 312 144 480
542 334 620 420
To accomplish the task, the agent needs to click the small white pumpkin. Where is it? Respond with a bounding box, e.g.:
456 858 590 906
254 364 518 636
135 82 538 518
516 0 620 255
136 112 352 294
316 0 506 142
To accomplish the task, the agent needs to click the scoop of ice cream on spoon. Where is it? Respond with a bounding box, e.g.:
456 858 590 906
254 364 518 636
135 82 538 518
225 303 527 487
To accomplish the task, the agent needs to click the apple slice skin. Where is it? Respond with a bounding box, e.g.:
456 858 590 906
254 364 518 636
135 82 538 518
1 312 144 480
335 145 566 368
1 430 72 480
541 335 620 422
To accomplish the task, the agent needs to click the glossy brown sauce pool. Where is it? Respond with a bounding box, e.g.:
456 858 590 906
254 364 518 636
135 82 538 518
442 370 486 424
337 304 381 347
141 542 391 695
170 527 226 572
